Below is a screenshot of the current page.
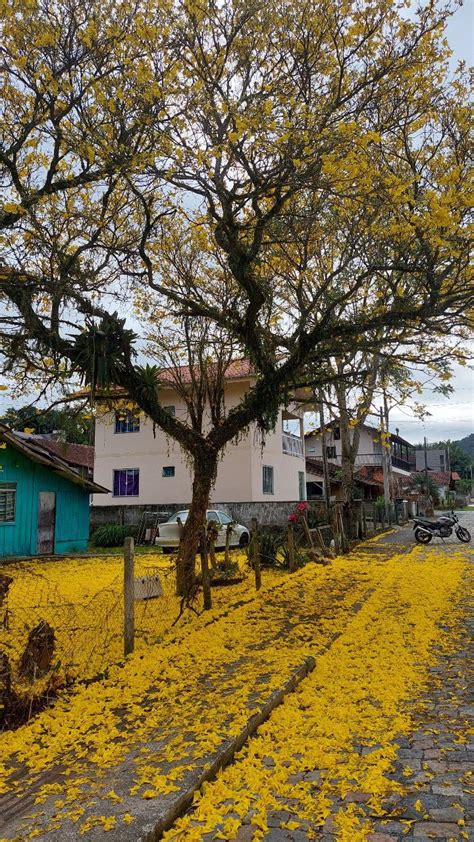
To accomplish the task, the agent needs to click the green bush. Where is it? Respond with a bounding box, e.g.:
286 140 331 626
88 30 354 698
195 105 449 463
90 524 137 548
246 526 281 568
246 525 307 570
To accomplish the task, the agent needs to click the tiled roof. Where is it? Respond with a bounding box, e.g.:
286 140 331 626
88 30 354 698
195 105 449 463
156 359 255 385
305 458 342 482
34 439 94 470
71 359 255 399
420 470 461 487
356 465 384 486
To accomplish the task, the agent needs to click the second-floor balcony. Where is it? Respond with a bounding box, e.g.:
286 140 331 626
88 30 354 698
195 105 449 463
391 455 412 472
353 453 411 472
282 432 304 457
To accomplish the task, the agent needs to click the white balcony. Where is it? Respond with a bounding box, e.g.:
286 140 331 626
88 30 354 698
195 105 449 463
354 454 383 466
282 432 304 457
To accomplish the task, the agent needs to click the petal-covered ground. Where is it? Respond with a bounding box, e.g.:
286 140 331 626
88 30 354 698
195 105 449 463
166 542 473 842
0 550 274 692
0 528 471 841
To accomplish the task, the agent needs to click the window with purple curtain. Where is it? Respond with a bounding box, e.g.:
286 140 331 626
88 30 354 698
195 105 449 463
113 469 139 497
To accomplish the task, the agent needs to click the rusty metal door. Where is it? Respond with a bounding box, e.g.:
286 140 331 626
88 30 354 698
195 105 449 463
37 492 56 554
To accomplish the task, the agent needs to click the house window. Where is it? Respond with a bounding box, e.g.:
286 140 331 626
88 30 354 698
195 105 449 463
163 405 176 416
307 481 323 499
307 447 316 453
0 483 16 523
262 465 274 495
115 412 140 434
162 466 175 478
439 454 445 470
113 469 139 497
333 426 341 440
326 445 337 459
298 472 306 501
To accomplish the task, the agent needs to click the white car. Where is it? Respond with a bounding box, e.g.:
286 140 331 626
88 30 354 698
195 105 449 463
155 509 250 553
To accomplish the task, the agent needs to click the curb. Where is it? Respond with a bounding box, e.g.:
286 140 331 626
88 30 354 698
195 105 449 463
140 654 316 841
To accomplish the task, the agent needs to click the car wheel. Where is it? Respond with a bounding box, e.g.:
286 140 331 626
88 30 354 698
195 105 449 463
239 532 250 548
162 547 173 554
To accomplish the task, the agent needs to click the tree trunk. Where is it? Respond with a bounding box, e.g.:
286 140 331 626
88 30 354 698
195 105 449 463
336 383 360 545
176 448 218 597
339 418 357 543
207 523 218 569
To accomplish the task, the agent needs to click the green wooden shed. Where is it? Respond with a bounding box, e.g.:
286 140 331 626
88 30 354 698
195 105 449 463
0 425 108 558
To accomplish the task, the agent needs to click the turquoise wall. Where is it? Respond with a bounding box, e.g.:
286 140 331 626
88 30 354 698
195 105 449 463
0 446 90 557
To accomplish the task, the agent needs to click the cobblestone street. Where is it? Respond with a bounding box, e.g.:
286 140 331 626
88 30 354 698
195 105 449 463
265 514 474 842
180 513 474 842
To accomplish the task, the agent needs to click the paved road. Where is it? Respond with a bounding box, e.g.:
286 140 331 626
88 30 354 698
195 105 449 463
371 509 474 548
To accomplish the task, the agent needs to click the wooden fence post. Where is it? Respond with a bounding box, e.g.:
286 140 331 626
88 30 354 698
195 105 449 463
208 524 218 569
251 518 261 591
200 533 212 610
124 537 135 657
287 523 296 572
330 506 340 555
224 525 231 567
301 514 314 548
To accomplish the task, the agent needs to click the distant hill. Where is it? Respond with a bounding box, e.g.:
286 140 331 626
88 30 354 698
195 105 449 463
455 433 474 460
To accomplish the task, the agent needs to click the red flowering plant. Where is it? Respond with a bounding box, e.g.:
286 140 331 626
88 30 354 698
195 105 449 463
288 501 308 524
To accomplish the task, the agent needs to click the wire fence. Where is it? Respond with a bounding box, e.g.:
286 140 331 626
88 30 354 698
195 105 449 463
0 554 195 730
0 547 266 731
0 502 403 731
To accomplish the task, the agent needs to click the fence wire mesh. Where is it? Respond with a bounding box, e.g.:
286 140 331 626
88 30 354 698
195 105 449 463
0 502 398 731
0 549 271 730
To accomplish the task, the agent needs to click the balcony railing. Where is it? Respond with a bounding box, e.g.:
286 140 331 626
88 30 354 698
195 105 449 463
354 454 383 466
391 455 412 472
353 453 411 472
282 432 304 457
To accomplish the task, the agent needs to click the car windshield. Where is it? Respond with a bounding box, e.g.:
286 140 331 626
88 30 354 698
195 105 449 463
167 511 189 523
218 512 232 524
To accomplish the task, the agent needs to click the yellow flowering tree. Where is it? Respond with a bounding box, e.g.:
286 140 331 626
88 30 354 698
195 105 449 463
0 0 472 595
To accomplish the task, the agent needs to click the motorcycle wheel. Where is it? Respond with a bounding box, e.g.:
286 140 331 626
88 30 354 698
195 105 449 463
455 526 471 543
415 528 432 545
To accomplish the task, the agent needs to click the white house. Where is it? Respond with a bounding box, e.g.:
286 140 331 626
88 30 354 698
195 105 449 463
305 421 413 473
91 361 306 509
304 420 414 499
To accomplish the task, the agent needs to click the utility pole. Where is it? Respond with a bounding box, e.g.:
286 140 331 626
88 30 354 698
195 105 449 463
318 391 332 518
422 436 433 516
380 406 391 523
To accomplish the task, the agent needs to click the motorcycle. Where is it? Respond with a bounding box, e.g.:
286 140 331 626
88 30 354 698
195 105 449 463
413 510 471 545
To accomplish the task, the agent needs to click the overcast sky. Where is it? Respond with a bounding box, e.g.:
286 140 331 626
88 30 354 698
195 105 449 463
390 1 473 446
1 2 472 444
